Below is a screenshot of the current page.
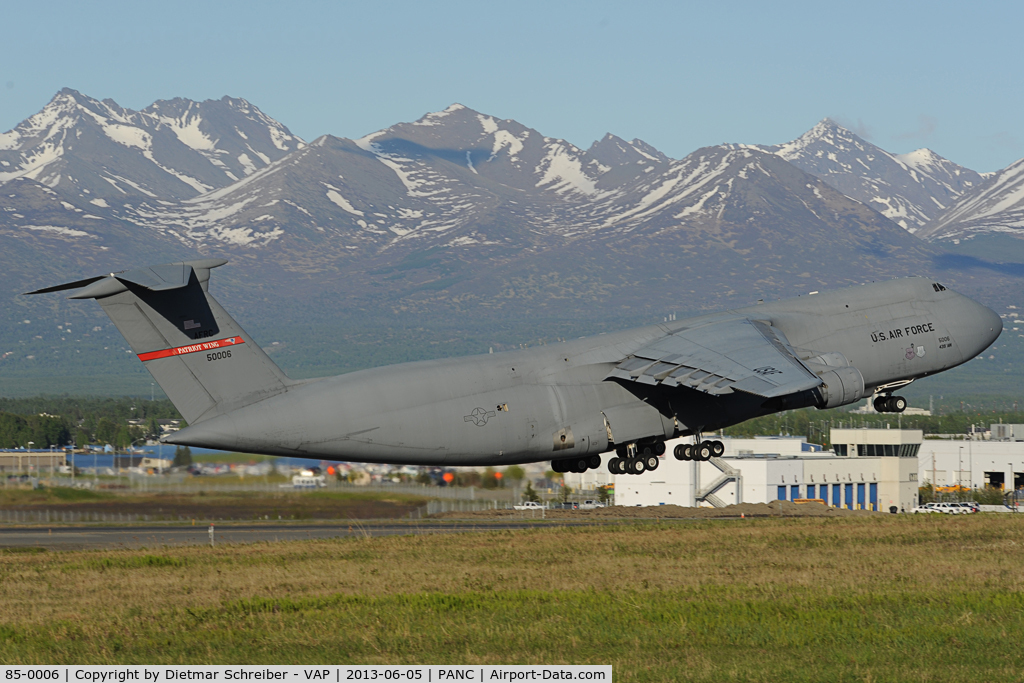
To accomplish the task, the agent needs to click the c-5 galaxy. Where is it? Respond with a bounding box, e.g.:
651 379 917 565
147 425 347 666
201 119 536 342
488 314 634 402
28 259 1001 475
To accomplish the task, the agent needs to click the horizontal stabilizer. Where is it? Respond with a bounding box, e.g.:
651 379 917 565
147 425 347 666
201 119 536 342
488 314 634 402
24 275 107 296
23 259 229 299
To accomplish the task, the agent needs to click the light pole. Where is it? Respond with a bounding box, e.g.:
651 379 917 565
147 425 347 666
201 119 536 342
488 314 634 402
27 442 34 479
959 446 963 493
1012 462 1017 512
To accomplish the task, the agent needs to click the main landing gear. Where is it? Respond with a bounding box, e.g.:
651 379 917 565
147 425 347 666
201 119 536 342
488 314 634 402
873 394 908 413
607 441 664 476
551 454 602 474
673 437 725 462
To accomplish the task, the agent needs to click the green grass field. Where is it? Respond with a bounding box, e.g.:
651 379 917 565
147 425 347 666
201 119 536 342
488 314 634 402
2 515 1023 679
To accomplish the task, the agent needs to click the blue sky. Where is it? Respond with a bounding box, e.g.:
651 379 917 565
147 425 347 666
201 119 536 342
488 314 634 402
2 0 1020 172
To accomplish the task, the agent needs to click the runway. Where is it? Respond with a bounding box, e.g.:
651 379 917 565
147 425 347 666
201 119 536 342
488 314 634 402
0 520 588 551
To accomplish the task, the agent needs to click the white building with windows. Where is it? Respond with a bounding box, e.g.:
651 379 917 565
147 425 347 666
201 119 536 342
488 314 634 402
916 435 1024 492
610 430 921 512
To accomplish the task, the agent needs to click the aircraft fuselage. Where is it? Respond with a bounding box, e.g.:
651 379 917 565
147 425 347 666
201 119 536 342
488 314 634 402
167 278 1001 466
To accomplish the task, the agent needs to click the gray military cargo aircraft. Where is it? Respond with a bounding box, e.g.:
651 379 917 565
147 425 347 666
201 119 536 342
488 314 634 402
28 259 1001 475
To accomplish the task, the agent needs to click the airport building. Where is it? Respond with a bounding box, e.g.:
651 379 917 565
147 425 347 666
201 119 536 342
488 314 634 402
587 429 924 511
915 429 1024 491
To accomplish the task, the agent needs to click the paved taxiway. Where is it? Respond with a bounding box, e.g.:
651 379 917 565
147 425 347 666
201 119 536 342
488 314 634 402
0 521 590 551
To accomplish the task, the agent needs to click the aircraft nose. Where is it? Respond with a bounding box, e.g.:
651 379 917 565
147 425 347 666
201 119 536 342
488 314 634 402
958 298 1002 359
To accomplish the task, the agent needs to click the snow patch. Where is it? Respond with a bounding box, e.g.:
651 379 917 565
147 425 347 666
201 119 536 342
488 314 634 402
490 130 524 160
478 116 498 134
156 112 217 151
24 225 92 238
237 153 257 176
103 123 152 150
324 185 364 216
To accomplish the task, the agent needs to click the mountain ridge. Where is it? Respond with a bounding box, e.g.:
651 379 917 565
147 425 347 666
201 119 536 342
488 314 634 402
1 92 1021 396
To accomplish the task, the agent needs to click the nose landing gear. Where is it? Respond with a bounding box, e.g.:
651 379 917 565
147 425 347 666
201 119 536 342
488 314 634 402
873 394 908 413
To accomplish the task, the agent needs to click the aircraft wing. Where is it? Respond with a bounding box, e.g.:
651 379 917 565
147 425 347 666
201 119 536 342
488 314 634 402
607 317 822 398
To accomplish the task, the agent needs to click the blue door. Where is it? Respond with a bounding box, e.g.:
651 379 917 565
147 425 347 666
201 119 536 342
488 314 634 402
791 485 800 500
832 484 841 507
778 485 786 501
869 483 878 511
857 483 865 510
844 483 854 509
820 485 828 505
807 484 816 500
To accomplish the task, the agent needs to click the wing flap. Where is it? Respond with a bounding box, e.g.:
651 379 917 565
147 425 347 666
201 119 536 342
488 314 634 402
607 317 822 398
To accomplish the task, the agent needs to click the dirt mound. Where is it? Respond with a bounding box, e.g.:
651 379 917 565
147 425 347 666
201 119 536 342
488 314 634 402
432 501 882 520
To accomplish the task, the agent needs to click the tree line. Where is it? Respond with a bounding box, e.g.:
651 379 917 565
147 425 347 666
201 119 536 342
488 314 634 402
0 397 182 449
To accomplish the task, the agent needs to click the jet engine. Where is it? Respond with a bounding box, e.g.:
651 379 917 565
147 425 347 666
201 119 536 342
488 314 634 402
815 366 866 408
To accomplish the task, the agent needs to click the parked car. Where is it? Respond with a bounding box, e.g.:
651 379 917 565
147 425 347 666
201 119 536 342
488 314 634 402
954 501 980 513
579 500 605 510
512 501 545 511
914 502 965 514
557 502 579 510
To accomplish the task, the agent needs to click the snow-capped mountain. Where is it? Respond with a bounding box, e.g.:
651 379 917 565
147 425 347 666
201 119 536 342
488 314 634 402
71 104 928 283
759 119 983 232
917 157 1024 242
0 89 303 202
4 94 1011 391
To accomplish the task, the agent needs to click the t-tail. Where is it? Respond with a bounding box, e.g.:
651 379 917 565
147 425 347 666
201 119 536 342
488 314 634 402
25 259 294 424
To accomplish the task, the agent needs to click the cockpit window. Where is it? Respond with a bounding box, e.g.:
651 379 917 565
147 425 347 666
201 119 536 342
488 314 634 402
932 283 947 292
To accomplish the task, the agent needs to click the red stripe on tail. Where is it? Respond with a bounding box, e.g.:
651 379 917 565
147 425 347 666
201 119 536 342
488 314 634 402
138 337 246 362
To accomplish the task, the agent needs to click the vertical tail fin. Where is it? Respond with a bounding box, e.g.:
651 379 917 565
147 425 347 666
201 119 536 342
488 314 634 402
26 259 292 424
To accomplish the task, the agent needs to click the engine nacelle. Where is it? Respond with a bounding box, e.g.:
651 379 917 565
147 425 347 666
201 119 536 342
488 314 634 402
816 365 866 409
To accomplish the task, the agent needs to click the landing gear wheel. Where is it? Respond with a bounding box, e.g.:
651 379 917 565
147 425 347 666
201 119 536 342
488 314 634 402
696 441 713 460
874 396 891 412
588 455 602 470
572 459 588 473
652 441 666 456
608 457 621 474
711 440 725 457
630 458 646 475
645 455 660 471
551 459 565 473
674 444 686 461
615 445 629 458
891 396 907 413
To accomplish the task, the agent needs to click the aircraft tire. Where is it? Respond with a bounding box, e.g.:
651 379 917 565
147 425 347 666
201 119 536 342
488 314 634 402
673 444 686 461
573 459 588 473
608 457 621 474
892 396 907 413
630 458 646 475
697 442 713 460
588 455 602 470
711 440 725 457
645 455 660 471
653 441 666 456
874 396 891 413
551 459 565 473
